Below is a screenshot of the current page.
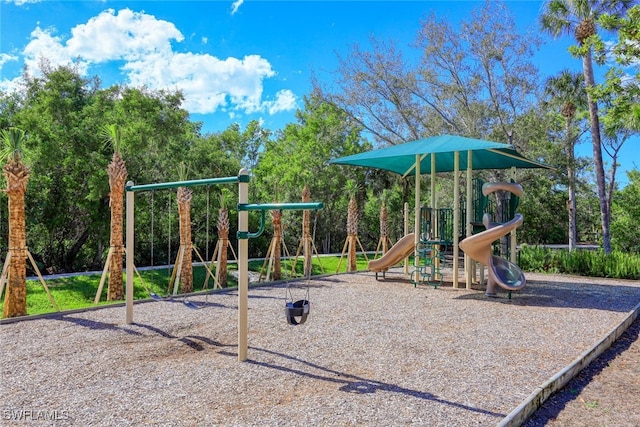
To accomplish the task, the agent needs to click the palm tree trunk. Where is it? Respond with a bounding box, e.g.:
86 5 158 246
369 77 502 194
107 184 124 301
582 52 611 253
3 190 27 317
177 187 193 293
218 208 229 288
271 210 282 281
302 187 312 278
219 235 228 288
348 234 357 272
3 164 29 318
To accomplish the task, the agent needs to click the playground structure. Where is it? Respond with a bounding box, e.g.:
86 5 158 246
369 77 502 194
124 169 323 361
330 134 549 291
459 182 526 296
367 176 524 291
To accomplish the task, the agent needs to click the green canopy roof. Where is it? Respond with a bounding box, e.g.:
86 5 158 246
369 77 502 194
329 134 551 176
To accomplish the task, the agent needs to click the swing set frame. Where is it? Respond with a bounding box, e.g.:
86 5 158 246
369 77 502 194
124 169 323 361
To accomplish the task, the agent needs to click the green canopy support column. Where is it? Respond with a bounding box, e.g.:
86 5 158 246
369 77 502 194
431 154 437 238
414 154 421 270
453 152 460 288
465 151 473 289
404 202 409 276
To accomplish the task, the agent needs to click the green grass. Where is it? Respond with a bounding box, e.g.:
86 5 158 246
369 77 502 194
10 247 639 318
9 254 371 317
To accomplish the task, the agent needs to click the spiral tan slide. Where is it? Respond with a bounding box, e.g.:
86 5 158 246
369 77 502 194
459 213 526 296
368 233 415 278
459 181 526 296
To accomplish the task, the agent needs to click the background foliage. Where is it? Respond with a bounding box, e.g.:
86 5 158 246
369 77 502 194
0 2 638 276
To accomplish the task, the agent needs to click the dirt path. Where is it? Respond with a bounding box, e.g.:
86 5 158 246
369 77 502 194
525 316 640 426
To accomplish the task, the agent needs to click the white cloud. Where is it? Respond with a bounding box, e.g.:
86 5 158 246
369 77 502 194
0 53 18 68
23 26 90 74
0 54 21 94
4 8 296 117
4 0 42 5
230 0 244 15
266 90 297 114
65 9 183 62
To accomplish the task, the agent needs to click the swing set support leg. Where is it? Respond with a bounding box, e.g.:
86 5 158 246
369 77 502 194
259 238 277 282
356 235 370 262
0 249 59 312
311 239 324 274
237 169 249 362
193 246 219 290
204 241 219 289
0 252 11 301
172 245 185 296
94 247 113 304
336 238 349 273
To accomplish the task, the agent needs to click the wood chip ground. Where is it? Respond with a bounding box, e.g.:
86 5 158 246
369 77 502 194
1 270 639 426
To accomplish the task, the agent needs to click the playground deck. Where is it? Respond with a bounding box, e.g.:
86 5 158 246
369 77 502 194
1 270 639 426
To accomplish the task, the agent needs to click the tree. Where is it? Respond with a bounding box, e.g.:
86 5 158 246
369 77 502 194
185 128 242 263
597 5 640 200
301 186 313 278
314 0 548 231
5 62 202 272
176 163 193 294
544 70 587 250
1 128 30 317
16 63 106 272
611 170 640 252
217 120 271 172
344 179 360 272
101 124 127 301
316 1 541 153
216 190 230 288
314 2 550 245
599 5 640 65
252 93 369 254
269 207 283 281
540 0 635 253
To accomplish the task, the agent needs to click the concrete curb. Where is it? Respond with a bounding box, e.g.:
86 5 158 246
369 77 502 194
498 301 640 427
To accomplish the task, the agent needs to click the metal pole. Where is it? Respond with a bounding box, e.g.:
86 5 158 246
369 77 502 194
431 154 436 238
237 169 249 361
126 181 135 324
414 155 421 269
511 166 517 263
465 152 473 289
404 202 409 276
453 152 460 288
126 176 239 192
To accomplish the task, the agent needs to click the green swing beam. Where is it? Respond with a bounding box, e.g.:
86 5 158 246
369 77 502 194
237 202 324 239
126 176 240 192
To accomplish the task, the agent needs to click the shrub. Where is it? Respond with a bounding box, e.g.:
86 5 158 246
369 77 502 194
519 246 640 280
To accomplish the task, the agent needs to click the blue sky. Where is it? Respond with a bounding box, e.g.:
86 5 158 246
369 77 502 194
0 0 637 185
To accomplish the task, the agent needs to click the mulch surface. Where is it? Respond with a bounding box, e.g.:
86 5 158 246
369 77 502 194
525 316 640 426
